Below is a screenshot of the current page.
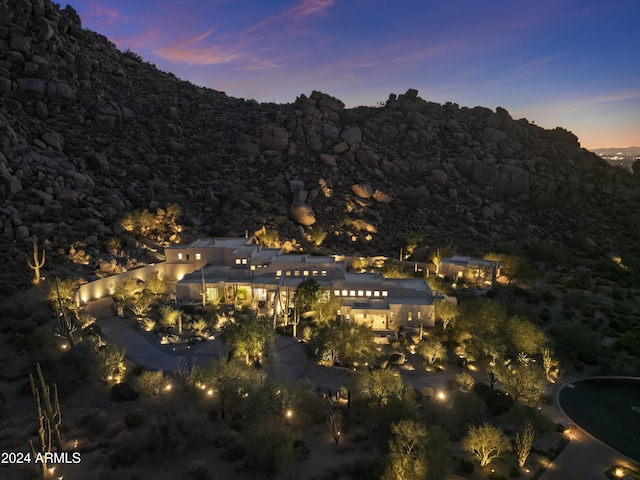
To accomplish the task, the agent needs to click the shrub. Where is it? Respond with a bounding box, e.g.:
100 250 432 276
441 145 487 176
509 466 521 478
81 412 109 435
111 382 138 401
125 410 145 428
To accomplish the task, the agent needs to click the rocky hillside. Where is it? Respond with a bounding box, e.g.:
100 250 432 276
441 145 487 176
1 0 639 285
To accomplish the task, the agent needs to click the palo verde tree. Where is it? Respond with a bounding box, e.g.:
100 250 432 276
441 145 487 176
27 236 46 285
355 369 405 409
199 357 260 418
381 419 429 480
461 423 511 467
314 320 377 366
219 307 275 365
434 299 458 330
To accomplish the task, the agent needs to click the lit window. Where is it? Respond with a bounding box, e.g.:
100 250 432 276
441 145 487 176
235 259 241 265
342 290 348 296
242 258 247 265
195 253 201 260
366 290 372 297
251 265 256 271
294 270 300 276
382 291 388 297
178 253 183 260
358 290 364 297
322 270 328 276
374 291 380 297
334 290 340 296
303 271 309 276
286 271 291 276
276 270 282 277
312 270 318 276
349 290 356 297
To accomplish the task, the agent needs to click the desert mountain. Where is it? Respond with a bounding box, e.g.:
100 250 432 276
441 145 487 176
1 0 639 285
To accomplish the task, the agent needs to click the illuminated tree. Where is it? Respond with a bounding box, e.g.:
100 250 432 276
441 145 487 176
129 293 154 317
317 321 377 366
293 279 320 312
46 277 77 311
199 357 259 418
434 299 458 330
503 315 547 357
495 362 547 406
514 421 535 468
219 307 275 364
461 423 510 467
258 229 280 248
356 369 404 409
160 305 180 329
456 372 476 393
135 370 166 400
416 337 447 365
381 420 428 480
91 341 126 383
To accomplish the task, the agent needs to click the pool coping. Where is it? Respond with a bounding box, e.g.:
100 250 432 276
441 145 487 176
555 375 640 466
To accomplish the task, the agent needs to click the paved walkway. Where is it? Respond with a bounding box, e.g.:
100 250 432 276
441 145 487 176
85 298 636 479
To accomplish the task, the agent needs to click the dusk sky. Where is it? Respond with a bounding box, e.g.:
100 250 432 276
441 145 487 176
70 0 640 149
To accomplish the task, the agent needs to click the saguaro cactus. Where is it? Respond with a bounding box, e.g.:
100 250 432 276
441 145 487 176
27 236 46 285
29 363 63 478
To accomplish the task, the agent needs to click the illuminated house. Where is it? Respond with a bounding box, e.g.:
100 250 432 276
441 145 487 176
170 238 435 330
440 256 500 285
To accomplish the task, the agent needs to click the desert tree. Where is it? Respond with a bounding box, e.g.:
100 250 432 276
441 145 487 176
434 299 458 330
327 409 345 445
27 236 46 285
495 362 547 406
111 277 143 304
129 293 154 317
91 340 126 383
503 315 547 358
199 357 260 417
514 421 535 468
219 307 275 365
416 337 447 365
135 370 166 400
355 369 404 409
46 277 77 311
293 278 320 313
314 320 377 366
381 419 428 480
245 420 298 478
461 423 510 467
258 229 280 248
455 372 476 393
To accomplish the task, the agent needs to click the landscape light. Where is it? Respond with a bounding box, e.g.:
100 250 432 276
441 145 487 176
614 467 624 477
437 391 446 400
286 409 292 418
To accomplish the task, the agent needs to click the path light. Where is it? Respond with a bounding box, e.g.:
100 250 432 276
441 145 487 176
207 389 213 396
614 467 625 477
165 384 172 391
286 409 293 418
437 391 446 400
48 467 55 475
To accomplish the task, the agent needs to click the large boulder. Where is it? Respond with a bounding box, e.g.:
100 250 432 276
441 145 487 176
261 125 289 152
351 184 374 199
471 164 500 186
290 203 316 226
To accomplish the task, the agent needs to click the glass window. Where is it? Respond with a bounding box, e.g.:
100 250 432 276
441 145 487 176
303 271 309 276
334 290 340 296
294 270 300 276
366 290 372 297
374 291 380 297
242 258 247 265
322 270 328 276
195 253 201 260
341 290 348 296
382 290 388 297
349 290 356 297
358 290 364 296
276 270 282 277
178 253 183 260
235 259 241 265
312 270 318 276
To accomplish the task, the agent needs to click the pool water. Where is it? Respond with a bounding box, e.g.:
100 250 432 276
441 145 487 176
559 378 640 461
